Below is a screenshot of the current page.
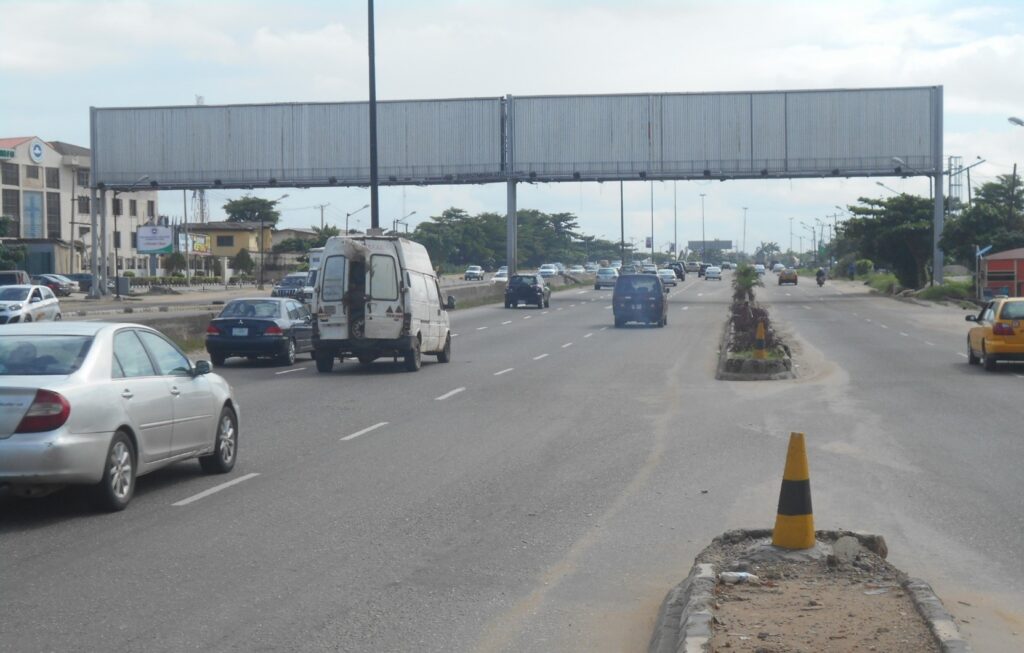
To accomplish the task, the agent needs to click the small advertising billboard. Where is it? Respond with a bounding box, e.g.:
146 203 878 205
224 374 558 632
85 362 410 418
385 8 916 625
136 226 174 254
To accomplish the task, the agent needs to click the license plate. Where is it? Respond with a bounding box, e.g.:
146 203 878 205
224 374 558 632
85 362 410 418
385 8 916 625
232 328 248 336
633 304 642 310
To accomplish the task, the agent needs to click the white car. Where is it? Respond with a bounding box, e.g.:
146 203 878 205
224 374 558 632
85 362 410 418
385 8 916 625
0 285 62 323
0 322 238 511
657 268 678 287
704 266 723 281
568 265 586 274
490 269 509 284
538 264 559 278
754 264 766 276
464 265 485 281
772 263 785 273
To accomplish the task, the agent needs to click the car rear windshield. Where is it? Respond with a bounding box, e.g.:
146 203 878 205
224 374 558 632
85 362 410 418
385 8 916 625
0 335 93 375
1000 302 1024 320
509 275 536 286
280 277 305 287
616 276 659 293
220 300 282 318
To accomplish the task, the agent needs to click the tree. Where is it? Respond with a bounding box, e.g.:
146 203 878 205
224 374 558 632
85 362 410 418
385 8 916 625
311 224 340 247
231 248 255 274
754 241 781 264
731 263 763 303
0 217 26 270
163 252 186 275
940 174 1024 269
223 196 282 225
840 194 933 288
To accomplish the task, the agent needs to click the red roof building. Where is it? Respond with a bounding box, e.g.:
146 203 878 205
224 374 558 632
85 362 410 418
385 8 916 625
980 247 1024 298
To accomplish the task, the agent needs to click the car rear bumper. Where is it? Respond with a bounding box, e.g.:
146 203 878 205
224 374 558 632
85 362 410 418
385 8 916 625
614 305 665 322
0 429 110 485
206 335 290 357
985 342 1024 357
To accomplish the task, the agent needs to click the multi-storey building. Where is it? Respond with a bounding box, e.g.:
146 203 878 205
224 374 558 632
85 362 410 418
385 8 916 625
0 136 158 276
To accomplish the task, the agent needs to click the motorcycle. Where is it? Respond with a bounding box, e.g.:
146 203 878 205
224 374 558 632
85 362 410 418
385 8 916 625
816 275 825 287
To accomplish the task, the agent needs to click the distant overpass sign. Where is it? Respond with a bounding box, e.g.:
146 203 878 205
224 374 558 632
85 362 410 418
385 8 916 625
688 240 733 251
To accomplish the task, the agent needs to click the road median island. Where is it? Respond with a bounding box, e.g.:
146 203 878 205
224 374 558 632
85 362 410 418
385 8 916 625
649 528 968 653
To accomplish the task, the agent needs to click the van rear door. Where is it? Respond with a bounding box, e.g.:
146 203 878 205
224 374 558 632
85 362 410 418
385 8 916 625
317 254 348 338
364 253 402 340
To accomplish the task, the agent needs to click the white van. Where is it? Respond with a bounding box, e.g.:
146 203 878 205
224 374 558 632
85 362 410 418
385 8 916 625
299 246 324 305
311 236 455 372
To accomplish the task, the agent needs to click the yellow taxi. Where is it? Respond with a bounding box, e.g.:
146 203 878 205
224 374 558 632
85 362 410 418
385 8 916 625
966 296 1024 370
778 268 799 285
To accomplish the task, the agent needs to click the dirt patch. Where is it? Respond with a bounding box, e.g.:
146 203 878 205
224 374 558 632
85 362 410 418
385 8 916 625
701 532 939 653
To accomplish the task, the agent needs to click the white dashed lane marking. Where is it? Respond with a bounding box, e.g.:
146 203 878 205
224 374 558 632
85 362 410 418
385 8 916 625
476 326 488 331
925 341 935 346
561 342 573 348
341 422 389 442
501 320 512 325
494 368 514 376
435 387 466 401
173 473 260 507
275 367 306 375
533 353 549 360
956 353 968 358
523 315 532 320
899 332 909 337
583 333 593 339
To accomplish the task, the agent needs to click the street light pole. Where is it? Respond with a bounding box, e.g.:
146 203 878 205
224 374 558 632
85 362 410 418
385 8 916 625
741 206 748 256
788 217 793 255
258 193 289 291
673 181 678 261
346 203 369 235
699 193 706 262
111 175 149 300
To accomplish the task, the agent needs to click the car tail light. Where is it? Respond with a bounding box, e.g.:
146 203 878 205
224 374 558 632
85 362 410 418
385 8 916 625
206 324 221 335
16 390 71 434
993 322 1015 336
401 312 413 336
263 325 284 336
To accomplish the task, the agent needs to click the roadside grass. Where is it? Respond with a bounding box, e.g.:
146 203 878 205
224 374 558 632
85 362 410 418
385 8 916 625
173 334 208 357
916 279 974 301
864 272 900 294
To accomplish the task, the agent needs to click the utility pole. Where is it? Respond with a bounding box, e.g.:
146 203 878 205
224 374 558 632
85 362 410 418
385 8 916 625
315 203 331 230
619 181 625 263
649 181 655 260
367 0 380 230
788 217 794 254
742 206 748 256
673 181 677 261
699 193 706 262
1009 163 1018 224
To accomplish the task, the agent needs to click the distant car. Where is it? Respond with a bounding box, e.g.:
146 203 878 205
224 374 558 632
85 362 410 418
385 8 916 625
778 268 799 285
505 274 550 308
594 267 619 289
704 266 723 281
966 297 1024 370
490 269 509 284
754 264 766 276
619 262 641 274
271 272 308 298
67 273 96 293
0 322 238 511
584 263 598 273
698 263 710 277
464 265 485 281
299 268 318 304
772 263 786 273
0 270 31 287
720 262 733 270
32 274 75 297
657 269 678 287
641 263 658 274
538 264 559 278
613 274 668 327
668 262 687 280
568 265 586 274
684 261 701 273
496 265 508 274
205 297 314 366
0 285 62 323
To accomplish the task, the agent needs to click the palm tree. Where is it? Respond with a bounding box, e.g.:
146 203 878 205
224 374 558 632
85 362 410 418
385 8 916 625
754 241 781 264
732 263 763 304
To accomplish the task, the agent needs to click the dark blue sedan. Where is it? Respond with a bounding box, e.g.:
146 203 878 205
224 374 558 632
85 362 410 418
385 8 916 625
205 298 314 366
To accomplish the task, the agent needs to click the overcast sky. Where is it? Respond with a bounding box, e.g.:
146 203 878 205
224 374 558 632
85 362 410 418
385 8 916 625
3 0 1022 255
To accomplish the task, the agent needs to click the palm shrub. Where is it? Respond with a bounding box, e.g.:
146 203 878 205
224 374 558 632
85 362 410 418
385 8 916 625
731 264 763 303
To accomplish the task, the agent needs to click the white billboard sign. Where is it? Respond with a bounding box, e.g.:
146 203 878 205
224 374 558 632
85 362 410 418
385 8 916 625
136 226 173 254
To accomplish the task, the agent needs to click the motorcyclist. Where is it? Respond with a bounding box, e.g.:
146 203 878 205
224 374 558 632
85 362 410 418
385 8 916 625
815 267 826 284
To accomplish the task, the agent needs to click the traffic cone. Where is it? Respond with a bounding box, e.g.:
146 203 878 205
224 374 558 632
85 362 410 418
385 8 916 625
753 319 767 359
772 432 815 549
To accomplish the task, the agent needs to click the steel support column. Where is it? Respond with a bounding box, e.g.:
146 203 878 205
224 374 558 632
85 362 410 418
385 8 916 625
505 95 517 275
88 187 100 298
932 86 945 285
99 189 109 295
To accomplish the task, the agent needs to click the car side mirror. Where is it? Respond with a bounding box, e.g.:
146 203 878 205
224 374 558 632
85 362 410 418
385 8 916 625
30 297 41 303
445 296 456 310
664 286 671 294
304 314 312 323
193 360 212 375
965 315 977 322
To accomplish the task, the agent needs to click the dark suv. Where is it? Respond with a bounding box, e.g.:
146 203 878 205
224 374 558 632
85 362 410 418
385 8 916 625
613 274 668 327
505 274 550 309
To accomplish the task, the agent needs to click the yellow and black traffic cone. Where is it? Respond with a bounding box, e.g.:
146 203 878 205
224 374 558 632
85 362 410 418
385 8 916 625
772 432 815 549
753 319 767 360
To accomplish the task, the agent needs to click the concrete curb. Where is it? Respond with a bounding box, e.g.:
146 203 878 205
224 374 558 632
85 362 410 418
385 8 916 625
715 319 795 381
648 529 971 653
903 578 972 653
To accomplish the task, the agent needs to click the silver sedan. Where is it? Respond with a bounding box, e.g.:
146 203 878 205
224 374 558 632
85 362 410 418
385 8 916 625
0 322 239 511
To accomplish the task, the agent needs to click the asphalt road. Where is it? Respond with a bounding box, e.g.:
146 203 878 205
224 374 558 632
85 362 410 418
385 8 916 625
2 273 1021 652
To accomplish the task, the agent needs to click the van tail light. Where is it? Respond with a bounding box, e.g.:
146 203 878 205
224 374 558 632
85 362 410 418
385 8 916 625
263 325 284 336
16 390 71 434
206 324 221 335
993 322 1015 336
401 312 413 336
